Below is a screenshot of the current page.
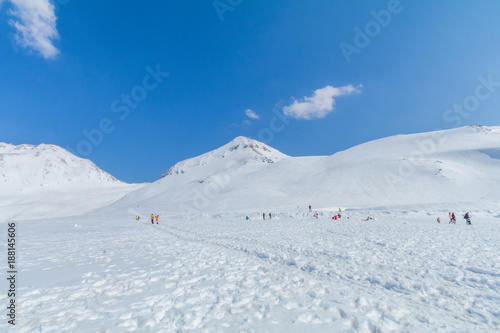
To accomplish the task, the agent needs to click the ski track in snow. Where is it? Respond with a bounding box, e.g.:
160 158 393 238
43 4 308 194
1 214 499 332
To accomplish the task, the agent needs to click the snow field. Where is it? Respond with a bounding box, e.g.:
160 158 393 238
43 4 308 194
2 210 499 332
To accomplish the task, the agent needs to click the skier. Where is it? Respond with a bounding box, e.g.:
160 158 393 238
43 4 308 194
339 207 342 212
263 213 265 220
464 212 471 225
451 212 456 224
314 211 318 219
309 205 312 212
448 212 452 223
151 214 154 224
136 215 140 221
269 213 272 219
155 215 159 224
437 217 440 223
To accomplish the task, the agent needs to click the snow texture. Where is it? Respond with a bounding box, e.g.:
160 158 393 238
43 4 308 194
114 126 500 215
1 125 499 331
0 143 144 221
2 209 499 332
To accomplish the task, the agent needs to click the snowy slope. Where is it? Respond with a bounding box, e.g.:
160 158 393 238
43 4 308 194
3 126 499 221
113 125 500 216
2 127 500 332
113 136 291 214
161 136 288 178
5 210 500 332
0 143 144 221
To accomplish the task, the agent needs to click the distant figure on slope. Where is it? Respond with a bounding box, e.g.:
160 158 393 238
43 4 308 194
314 211 318 219
339 208 342 212
451 212 456 224
155 215 159 224
269 213 272 219
246 216 249 220
333 215 337 220
151 214 154 224
448 212 452 223
263 213 265 220
464 212 471 225
309 205 312 212
136 215 140 221
437 217 440 223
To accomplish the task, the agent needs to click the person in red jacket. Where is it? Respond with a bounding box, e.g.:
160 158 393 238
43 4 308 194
155 215 159 224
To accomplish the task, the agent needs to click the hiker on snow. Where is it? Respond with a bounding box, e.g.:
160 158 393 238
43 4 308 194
309 205 312 212
155 215 159 224
269 213 272 219
263 213 265 220
151 214 154 224
464 212 471 225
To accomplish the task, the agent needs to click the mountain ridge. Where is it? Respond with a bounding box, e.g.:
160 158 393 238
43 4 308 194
0 142 144 221
2 125 499 220
112 125 500 215
161 136 289 179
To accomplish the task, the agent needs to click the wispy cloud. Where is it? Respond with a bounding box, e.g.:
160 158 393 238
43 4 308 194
245 108 259 120
283 84 362 120
6 0 60 59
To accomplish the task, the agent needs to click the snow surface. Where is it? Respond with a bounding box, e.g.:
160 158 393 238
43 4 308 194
1 126 500 331
0 143 144 221
2 209 499 332
113 126 500 215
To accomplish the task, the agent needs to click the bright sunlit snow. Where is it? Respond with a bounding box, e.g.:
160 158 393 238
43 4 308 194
1 126 499 332
3 209 500 332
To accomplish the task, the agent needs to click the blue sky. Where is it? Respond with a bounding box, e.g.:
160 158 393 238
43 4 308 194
1 0 500 183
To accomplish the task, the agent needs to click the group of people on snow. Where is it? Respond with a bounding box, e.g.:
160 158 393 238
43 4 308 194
310 205 343 220
150 214 159 224
135 214 159 224
438 212 471 224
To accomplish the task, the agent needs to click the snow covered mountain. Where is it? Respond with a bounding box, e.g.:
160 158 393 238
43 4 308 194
161 136 288 178
113 125 500 216
0 143 144 221
3 126 500 221
11 128 500 332
113 136 290 215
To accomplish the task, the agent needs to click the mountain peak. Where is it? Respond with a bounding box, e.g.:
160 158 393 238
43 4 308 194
0 142 122 186
221 136 286 158
161 136 288 178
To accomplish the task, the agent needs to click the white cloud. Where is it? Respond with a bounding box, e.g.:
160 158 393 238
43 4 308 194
283 84 362 120
7 0 60 59
245 109 259 120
